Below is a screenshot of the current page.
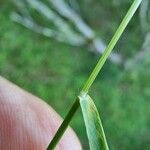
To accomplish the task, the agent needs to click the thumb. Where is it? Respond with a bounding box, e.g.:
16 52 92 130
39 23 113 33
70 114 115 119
0 77 82 150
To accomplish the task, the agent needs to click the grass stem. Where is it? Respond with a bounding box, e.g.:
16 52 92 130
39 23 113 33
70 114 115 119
47 0 143 149
82 0 143 93
47 99 80 150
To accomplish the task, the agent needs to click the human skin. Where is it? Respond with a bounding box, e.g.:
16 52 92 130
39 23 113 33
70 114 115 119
0 76 82 150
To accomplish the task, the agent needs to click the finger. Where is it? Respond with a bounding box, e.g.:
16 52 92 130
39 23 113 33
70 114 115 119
0 77 82 150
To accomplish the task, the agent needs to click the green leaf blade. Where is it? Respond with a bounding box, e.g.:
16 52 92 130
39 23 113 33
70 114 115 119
79 93 109 150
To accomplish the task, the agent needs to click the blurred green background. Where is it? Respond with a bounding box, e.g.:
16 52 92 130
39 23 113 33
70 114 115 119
0 0 150 149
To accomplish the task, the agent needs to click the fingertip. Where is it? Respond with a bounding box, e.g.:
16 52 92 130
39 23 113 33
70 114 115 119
0 77 82 150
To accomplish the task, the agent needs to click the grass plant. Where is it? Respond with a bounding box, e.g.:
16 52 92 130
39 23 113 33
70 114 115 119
46 0 142 149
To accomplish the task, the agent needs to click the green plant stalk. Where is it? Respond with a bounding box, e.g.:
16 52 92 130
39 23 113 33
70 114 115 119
47 0 142 149
82 0 142 93
47 99 80 150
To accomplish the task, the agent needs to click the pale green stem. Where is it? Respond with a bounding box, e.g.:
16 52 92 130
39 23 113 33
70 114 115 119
82 0 143 93
47 0 143 149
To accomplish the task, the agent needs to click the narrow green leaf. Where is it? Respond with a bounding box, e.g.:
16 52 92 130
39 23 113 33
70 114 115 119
79 92 109 150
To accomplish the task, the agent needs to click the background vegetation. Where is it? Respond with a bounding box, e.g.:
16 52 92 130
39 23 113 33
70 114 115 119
0 0 150 149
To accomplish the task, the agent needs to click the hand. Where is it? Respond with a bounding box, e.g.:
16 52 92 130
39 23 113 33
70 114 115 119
0 77 82 150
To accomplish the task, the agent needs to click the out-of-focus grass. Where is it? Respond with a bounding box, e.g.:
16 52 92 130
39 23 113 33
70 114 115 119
0 1 150 149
